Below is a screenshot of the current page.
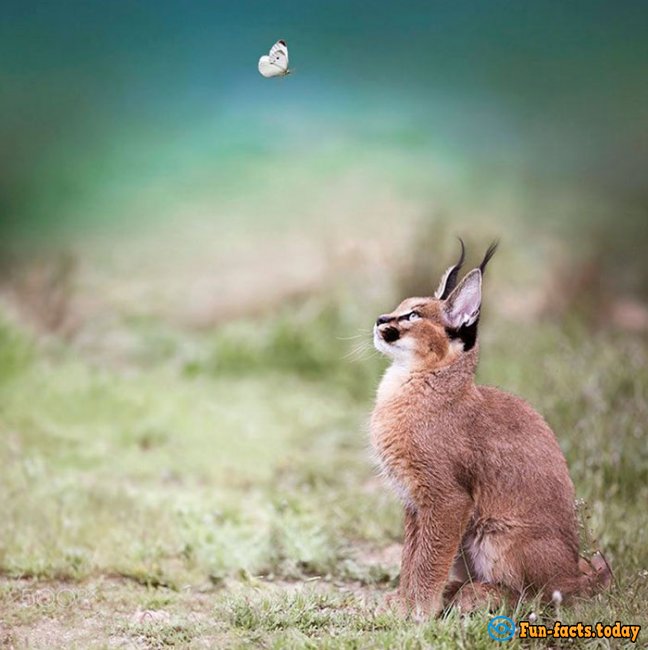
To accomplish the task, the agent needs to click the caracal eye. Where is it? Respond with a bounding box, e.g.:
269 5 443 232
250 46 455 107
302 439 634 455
408 311 421 322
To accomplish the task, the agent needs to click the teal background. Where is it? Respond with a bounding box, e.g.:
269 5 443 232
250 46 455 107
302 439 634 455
2 1 647 244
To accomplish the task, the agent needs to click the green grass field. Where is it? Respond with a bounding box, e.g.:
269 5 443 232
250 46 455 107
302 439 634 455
1 279 647 647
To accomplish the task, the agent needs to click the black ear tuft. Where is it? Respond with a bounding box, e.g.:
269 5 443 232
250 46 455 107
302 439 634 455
479 241 499 275
440 238 466 300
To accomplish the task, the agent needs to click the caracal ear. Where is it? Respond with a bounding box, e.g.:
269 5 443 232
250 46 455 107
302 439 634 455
442 268 482 329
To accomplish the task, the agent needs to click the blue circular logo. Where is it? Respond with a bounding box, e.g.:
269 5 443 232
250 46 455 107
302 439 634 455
488 616 516 642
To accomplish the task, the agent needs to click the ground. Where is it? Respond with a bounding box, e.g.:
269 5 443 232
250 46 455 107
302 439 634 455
1 211 647 648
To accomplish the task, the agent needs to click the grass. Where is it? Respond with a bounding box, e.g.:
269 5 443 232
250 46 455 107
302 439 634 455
1 291 647 648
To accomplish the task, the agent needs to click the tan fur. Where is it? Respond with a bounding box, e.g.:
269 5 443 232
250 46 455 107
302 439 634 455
369 264 611 619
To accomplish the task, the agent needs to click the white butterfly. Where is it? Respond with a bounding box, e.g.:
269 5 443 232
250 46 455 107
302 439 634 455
258 40 290 78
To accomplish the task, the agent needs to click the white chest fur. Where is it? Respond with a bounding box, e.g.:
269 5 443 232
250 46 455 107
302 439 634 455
375 362 410 404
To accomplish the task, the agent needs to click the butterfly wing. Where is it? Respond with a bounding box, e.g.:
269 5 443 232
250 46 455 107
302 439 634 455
269 40 288 67
269 40 289 74
258 55 280 77
258 40 289 77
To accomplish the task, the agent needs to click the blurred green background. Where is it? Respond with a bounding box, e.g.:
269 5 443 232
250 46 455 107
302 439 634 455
2 1 647 238
1 2 647 648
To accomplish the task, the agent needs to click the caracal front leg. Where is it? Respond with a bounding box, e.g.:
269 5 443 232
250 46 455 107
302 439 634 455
399 506 419 601
381 505 418 615
406 497 473 619
395 505 420 612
